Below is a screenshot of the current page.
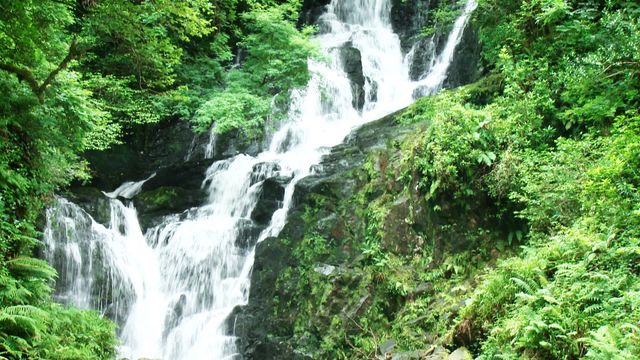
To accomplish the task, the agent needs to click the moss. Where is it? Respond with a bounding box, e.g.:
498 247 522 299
136 186 180 208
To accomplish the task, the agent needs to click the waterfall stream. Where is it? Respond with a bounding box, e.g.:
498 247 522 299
43 0 476 358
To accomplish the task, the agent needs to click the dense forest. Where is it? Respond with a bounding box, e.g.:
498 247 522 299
0 0 639 359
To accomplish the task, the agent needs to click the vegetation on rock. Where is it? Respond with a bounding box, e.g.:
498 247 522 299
250 0 640 358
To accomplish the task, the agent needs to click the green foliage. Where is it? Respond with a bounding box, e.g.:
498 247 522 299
191 1 317 136
28 305 117 360
421 0 463 38
266 0 640 358
239 3 316 95
193 85 272 136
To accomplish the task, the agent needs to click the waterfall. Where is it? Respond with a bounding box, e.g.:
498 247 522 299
43 0 476 358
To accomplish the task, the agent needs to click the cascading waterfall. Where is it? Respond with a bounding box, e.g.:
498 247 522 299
43 0 476 358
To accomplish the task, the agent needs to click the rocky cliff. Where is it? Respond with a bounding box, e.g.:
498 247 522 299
231 92 500 359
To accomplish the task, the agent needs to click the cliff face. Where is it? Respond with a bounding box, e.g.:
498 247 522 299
231 97 496 359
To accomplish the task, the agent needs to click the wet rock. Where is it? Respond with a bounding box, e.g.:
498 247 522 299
64 186 112 226
382 196 422 255
235 219 264 249
135 186 201 214
250 162 282 186
163 294 187 340
82 116 262 192
134 186 206 230
313 263 336 276
298 0 331 27
337 44 366 111
408 38 437 81
390 0 432 52
411 282 435 298
392 351 422 360
231 235 302 360
142 159 213 192
251 176 289 224
442 24 481 89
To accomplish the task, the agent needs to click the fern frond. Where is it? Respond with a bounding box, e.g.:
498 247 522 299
0 305 47 319
0 305 48 337
584 304 605 315
0 334 29 357
7 257 57 281
510 277 536 294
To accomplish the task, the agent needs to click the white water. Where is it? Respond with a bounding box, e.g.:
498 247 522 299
103 173 156 199
44 0 476 359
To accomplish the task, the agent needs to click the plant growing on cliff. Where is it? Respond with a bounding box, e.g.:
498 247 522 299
191 2 318 137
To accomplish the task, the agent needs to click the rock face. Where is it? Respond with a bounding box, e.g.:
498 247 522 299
442 24 482 89
298 0 331 27
390 0 433 52
83 118 260 192
232 110 419 359
337 44 366 111
69 117 265 231
299 0 481 100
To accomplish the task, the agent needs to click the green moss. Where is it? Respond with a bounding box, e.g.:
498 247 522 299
137 187 180 208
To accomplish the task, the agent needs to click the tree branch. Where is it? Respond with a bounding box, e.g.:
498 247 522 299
0 38 80 103
38 38 79 98
0 63 40 96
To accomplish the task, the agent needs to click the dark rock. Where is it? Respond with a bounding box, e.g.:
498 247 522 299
408 38 437 81
443 23 481 89
392 351 422 360
214 128 263 160
64 186 112 226
251 176 289 224
232 235 302 360
390 0 433 52
298 0 331 27
142 159 214 192
251 162 281 186
337 44 366 111
234 219 264 249
425 347 450 360
134 186 206 230
382 196 422 255
235 109 418 358
82 117 261 192
448 347 473 360
164 294 187 340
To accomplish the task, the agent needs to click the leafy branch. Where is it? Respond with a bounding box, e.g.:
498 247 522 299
0 38 80 103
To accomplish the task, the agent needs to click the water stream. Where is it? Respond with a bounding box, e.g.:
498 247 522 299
43 0 476 358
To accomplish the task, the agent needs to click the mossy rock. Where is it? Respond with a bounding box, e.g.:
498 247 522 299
136 187 181 209
134 186 205 229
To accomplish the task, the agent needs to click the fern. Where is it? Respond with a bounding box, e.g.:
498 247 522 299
7 257 57 281
0 305 47 336
0 334 29 359
510 277 538 295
